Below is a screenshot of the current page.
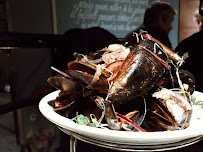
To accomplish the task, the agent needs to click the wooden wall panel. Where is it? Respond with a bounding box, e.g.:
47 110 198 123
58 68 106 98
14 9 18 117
179 0 200 42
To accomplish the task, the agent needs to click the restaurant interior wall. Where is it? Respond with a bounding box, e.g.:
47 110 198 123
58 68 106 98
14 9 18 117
1 0 201 151
179 0 200 42
54 0 180 49
9 0 52 33
0 0 60 151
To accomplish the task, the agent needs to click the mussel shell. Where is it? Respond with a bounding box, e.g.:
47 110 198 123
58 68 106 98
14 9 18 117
47 76 82 97
107 39 167 104
66 70 108 94
150 88 192 130
68 61 111 77
175 70 196 94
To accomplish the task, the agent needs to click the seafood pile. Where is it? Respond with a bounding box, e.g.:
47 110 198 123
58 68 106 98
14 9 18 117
48 33 195 132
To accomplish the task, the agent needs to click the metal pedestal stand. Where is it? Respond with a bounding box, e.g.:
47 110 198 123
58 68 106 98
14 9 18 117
59 127 203 152
70 135 77 152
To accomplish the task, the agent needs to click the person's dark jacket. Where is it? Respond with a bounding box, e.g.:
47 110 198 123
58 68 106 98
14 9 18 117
126 24 172 49
175 30 203 92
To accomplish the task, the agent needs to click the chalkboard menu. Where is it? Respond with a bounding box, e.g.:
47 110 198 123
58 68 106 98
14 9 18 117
55 0 179 48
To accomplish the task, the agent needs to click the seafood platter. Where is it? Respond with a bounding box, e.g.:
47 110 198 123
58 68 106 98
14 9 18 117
39 33 203 150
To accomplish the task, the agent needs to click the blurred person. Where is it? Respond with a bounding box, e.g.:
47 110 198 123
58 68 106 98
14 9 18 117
175 12 203 92
126 1 176 48
194 10 203 31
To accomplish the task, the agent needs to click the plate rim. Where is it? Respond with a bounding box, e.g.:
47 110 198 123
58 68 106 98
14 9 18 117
39 90 203 145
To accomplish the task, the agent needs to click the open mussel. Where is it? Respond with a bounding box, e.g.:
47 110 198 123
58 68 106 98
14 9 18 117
107 39 170 105
48 75 104 121
48 33 195 132
68 61 111 77
150 88 192 130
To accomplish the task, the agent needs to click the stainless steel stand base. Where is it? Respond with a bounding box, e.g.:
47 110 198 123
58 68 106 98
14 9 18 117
59 127 203 152
70 135 77 152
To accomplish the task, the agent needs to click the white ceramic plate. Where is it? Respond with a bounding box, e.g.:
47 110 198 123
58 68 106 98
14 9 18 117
39 90 203 145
